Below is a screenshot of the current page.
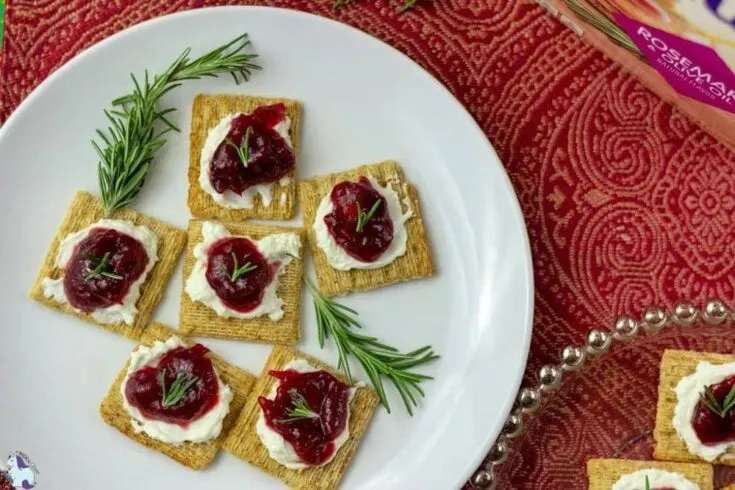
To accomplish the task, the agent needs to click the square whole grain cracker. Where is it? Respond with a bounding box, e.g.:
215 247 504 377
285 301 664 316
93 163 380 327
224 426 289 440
654 349 735 465
587 458 713 490
179 220 305 344
99 322 257 470
299 160 434 297
188 94 301 220
223 345 380 490
29 191 187 341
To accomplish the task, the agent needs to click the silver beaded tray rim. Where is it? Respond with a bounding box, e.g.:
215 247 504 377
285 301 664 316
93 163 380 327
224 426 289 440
469 300 731 489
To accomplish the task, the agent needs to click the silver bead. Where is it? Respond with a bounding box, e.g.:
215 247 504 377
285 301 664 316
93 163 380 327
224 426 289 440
613 315 639 342
538 364 563 391
642 307 667 333
560 346 585 371
673 302 697 326
502 412 523 438
703 299 728 325
586 329 611 356
488 438 509 464
471 469 495 489
518 387 541 413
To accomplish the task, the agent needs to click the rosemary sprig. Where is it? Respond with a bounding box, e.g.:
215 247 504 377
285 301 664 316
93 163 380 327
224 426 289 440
84 252 122 281
226 127 253 167
355 200 381 233
564 0 642 56
333 0 419 13
160 371 199 408
305 277 438 415
644 475 650 490
275 392 320 424
398 0 419 12
230 252 258 281
699 385 735 418
94 34 260 214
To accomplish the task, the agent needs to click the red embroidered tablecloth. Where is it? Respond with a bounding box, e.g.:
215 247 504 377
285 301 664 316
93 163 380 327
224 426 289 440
3 1 735 488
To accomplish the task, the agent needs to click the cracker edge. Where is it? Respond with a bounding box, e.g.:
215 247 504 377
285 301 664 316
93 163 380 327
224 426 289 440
179 219 305 344
223 345 380 490
654 349 735 466
28 190 187 340
586 458 714 490
298 160 434 297
98 322 257 469
187 94 301 220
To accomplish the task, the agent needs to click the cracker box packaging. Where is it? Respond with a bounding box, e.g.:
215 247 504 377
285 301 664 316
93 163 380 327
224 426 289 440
539 0 735 149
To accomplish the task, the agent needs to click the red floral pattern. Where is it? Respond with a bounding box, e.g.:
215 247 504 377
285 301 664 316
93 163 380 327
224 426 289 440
2 1 735 488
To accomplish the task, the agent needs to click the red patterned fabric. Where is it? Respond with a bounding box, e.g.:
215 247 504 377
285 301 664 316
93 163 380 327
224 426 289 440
2 1 735 488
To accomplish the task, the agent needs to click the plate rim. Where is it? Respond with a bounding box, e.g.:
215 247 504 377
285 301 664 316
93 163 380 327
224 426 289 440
0 5 534 487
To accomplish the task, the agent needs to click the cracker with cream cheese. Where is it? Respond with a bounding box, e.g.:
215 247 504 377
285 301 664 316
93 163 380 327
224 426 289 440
29 191 186 341
298 160 434 297
223 345 379 490
586 458 713 490
654 349 735 465
99 323 257 470
188 94 301 220
179 220 305 344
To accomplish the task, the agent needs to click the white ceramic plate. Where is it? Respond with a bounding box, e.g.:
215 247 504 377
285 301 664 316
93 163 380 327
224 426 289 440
0 7 532 489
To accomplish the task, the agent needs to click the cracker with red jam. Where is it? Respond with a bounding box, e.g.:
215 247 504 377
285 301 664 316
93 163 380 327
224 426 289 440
99 323 257 470
223 345 379 490
29 191 186 340
587 459 713 490
299 160 434 297
188 94 301 220
655 349 735 466
179 220 305 344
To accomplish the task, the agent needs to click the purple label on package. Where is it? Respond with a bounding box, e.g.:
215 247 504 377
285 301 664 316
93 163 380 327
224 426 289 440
615 13 735 114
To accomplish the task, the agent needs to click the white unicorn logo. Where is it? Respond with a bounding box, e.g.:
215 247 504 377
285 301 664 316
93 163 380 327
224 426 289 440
0 451 38 489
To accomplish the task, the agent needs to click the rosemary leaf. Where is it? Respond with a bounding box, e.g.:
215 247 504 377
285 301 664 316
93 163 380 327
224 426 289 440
398 0 418 12
333 0 357 9
564 0 642 56
356 200 382 233
333 0 421 13
275 393 320 424
699 384 735 418
724 386 735 413
161 372 199 408
94 34 260 214
84 251 121 281
305 277 439 415
226 126 253 168
230 252 258 281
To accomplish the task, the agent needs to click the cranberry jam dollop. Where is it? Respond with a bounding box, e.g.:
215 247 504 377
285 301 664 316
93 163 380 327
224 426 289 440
63 228 149 312
258 368 352 466
324 176 394 262
692 375 735 445
124 344 220 426
209 103 294 196
205 237 275 313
